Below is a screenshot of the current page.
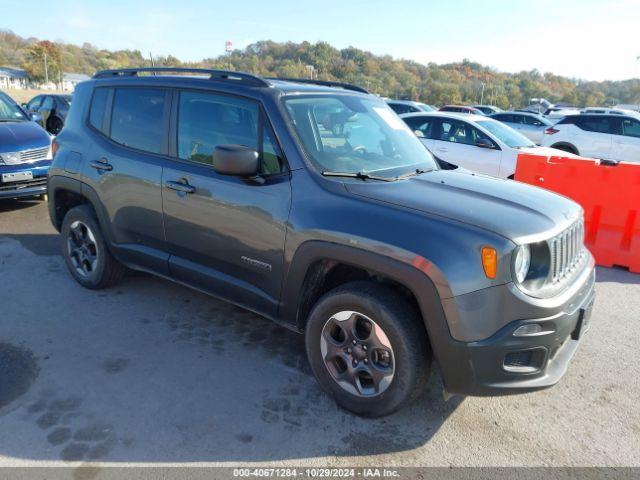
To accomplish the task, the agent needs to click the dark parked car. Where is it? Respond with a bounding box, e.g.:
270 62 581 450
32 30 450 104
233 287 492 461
0 91 52 199
439 105 485 115
438 105 484 115
386 99 435 114
23 94 72 135
48 68 595 417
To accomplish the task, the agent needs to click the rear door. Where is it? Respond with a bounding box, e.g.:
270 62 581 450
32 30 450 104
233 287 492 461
612 117 640 163
430 118 502 176
83 86 171 273
162 89 291 317
574 115 613 159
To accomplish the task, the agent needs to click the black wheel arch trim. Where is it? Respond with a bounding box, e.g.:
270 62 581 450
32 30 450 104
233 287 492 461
550 142 579 155
280 241 471 391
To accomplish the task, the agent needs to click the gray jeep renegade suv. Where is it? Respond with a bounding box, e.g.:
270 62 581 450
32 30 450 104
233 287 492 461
48 68 595 417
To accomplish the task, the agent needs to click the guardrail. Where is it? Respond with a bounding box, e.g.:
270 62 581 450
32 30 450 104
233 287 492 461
515 153 639 273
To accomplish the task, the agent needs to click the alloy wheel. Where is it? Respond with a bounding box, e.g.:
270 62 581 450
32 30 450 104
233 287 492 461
67 220 99 277
320 310 395 397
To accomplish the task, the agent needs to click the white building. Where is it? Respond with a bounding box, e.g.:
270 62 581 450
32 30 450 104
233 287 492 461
61 72 90 92
0 67 28 89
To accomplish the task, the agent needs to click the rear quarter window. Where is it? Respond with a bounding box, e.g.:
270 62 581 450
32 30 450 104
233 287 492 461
88 88 110 133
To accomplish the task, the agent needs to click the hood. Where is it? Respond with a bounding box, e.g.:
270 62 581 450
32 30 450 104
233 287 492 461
345 170 582 243
0 121 51 153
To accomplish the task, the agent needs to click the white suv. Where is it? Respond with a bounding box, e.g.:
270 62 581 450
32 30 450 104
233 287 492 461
541 114 640 163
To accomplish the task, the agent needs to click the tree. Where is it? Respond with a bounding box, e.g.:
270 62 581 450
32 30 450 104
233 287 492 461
22 40 62 83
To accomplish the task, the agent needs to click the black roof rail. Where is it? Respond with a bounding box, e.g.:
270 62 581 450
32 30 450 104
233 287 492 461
92 68 270 87
267 78 370 94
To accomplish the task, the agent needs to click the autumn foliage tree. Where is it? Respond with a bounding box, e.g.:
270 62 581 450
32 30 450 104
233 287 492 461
22 40 63 83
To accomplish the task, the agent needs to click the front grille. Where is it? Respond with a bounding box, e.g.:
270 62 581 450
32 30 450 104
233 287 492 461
0 177 47 192
549 220 585 283
19 146 50 163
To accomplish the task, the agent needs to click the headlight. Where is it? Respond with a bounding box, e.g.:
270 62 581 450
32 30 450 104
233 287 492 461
513 244 531 284
0 152 20 165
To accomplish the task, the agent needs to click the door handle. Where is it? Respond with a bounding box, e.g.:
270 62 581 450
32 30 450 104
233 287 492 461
89 158 113 171
165 179 196 194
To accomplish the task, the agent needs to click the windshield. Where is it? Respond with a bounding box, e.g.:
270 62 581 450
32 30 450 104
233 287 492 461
283 95 437 178
0 94 28 122
476 120 535 148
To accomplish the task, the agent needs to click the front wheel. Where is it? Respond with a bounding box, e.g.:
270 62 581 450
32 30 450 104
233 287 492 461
305 281 431 417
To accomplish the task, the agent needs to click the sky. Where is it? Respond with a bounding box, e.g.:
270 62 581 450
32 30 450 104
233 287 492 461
2 0 640 81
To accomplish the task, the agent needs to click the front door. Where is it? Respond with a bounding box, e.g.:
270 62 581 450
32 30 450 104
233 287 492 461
162 89 291 317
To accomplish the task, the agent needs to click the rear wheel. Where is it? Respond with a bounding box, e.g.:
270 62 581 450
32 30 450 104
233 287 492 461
305 281 431 417
60 205 126 289
48 116 64 136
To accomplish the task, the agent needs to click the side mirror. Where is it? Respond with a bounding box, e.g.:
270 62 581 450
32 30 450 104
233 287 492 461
30 112 43 123
475 138 495 149
414 130 425 138
212 144 259 177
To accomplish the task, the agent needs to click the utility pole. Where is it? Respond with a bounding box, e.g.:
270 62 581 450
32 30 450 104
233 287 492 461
480 83 485 105
43 51 49 85
225 41 233 70
149 52 156 76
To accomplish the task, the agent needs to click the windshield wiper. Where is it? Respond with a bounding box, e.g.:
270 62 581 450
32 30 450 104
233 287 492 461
321 171 396 182
395 168 433 180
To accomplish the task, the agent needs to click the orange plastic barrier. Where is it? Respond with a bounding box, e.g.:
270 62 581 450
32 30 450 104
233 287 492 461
515 153 640 273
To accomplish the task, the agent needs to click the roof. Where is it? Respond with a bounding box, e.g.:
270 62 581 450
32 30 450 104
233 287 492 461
91 68 369 95
399 111 490 122
0 67 28 79
63 72 91 82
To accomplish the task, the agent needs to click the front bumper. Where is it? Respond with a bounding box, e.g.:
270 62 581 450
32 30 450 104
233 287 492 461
0 161 50 199
435 261 596 396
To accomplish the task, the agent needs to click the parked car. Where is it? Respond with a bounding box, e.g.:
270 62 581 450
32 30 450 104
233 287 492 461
490 111 554 144
386 99 435 114
48 68 595 417
473 105 502 115
541 114 640 163
401 111 573 178
23 94 72 135
581 107 640 117
543 107 581 124
439 105 485 115
0 91 52 200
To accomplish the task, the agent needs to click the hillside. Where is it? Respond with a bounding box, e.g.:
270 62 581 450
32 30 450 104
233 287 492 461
2 30 639 108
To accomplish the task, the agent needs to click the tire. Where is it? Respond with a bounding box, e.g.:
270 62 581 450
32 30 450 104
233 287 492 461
48 116 64 136
60 205 126 289
305 281 431 417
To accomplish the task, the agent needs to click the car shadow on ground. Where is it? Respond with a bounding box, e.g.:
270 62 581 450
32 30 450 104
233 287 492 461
0 232 462 463
0 198 44 213
595 265 640 285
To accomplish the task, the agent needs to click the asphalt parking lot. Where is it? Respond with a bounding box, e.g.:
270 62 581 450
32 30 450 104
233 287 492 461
0 198 639 468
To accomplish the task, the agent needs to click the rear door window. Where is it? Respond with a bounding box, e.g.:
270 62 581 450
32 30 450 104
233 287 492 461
576 116 613 134
110 88 167 154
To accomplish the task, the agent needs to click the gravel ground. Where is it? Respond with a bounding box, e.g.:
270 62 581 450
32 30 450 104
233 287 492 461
0 198 638 469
